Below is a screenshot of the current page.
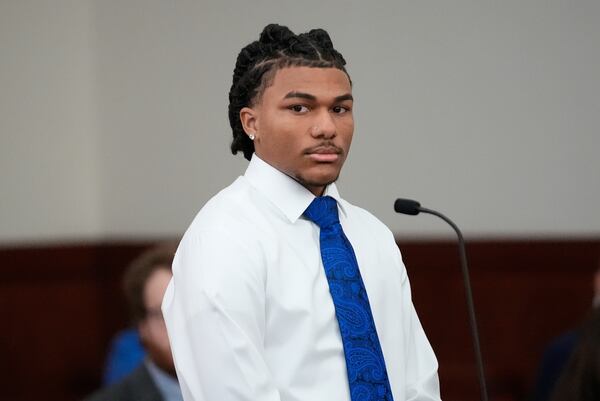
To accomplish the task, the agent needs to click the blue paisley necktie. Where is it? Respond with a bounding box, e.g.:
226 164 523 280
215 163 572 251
304 196 394 401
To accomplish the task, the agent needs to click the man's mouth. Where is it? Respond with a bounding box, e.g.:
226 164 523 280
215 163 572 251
305 145 342 163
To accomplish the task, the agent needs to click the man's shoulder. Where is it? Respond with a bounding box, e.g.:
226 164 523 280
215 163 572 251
84 365 162 401
188 176 257 229
180 175 277 249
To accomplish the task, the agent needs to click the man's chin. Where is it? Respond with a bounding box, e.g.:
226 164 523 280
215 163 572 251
295 173 339 194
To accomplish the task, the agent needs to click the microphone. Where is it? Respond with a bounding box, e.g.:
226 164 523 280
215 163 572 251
393 198 421 215
394 198 489 401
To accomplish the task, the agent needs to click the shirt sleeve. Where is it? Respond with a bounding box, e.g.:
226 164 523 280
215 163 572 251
162 228 282 401
396 245 442 401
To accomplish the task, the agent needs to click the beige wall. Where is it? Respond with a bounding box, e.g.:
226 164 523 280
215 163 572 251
1 0 599 243
0 1 100 243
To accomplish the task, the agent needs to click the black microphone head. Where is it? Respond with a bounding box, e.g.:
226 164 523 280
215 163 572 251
394 198 421 215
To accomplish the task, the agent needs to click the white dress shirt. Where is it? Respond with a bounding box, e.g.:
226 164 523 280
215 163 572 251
162 155 441 401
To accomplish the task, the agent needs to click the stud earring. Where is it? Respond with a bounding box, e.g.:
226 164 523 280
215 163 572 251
249 134 255 140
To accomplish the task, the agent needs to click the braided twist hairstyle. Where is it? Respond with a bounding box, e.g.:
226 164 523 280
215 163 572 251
228 24 350 160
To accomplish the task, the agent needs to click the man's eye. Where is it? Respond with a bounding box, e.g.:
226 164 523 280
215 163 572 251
332 106 349 114
289 105 309 113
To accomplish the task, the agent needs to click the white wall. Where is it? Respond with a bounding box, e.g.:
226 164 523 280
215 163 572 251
2 0 599 243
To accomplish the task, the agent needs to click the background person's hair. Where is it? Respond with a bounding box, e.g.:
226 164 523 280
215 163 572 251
551 307 600 401
122 243 177 324
228 23 350 161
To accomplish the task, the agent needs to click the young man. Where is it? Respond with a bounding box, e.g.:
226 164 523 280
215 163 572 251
162 24 441 401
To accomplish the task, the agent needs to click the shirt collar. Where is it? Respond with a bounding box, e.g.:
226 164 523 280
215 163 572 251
244 154 347 223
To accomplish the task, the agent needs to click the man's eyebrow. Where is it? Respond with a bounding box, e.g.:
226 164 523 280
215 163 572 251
334 94 353 102
283 91 317 101
283 92 354 102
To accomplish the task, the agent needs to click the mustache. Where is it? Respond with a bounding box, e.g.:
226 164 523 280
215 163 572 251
304 143 343 155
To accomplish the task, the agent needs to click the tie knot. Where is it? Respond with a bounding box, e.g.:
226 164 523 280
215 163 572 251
303 196 340 229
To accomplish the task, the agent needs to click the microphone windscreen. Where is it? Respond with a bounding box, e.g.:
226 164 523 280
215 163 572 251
394 198 421 215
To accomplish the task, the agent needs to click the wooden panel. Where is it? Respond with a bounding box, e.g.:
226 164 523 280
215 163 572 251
1 239 598 401
399 239 600 401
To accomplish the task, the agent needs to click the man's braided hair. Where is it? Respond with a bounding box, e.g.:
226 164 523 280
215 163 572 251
228 24 350 160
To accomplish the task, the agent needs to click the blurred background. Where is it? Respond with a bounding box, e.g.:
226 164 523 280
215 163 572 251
1 1 599 400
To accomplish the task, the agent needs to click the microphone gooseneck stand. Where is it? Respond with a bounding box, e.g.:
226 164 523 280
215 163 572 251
394 199 489 401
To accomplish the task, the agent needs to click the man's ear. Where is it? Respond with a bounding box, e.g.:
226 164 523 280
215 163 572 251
240 107 259 139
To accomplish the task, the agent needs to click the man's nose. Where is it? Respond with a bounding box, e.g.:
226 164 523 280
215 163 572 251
311 109 337 138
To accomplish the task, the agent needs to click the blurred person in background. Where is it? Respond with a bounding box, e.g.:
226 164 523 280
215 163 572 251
85 244 182 401
532 257 600 401
550 307 600 401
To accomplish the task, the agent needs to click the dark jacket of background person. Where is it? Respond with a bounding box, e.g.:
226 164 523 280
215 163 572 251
85 364 162 401
551 308 600 401
531 330 579 401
